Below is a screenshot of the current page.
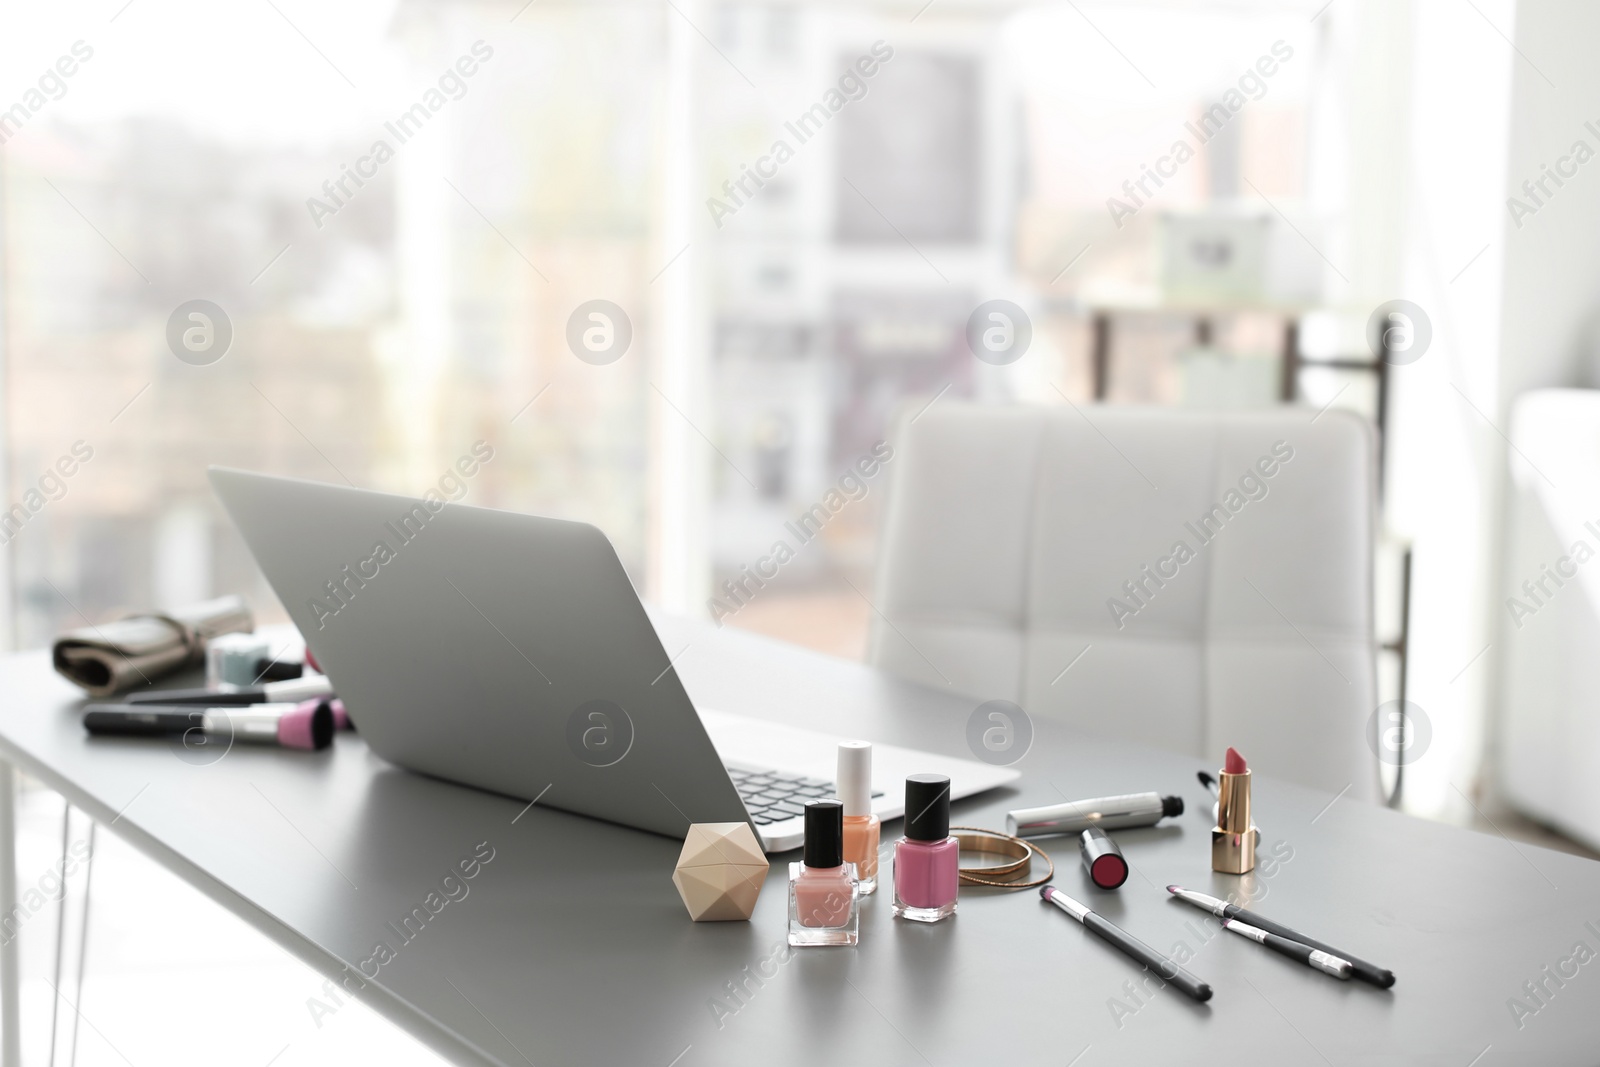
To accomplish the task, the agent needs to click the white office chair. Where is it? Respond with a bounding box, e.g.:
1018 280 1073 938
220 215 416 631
1501 389 1600 851
869 402 1379 800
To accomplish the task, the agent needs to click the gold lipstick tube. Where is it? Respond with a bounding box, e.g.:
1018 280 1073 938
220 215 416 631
1211 768 1256 874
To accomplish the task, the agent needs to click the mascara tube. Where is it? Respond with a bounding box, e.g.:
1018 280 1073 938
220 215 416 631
1006 792 1184 839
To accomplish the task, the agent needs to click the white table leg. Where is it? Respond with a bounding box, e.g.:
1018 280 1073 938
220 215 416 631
0 760 19 1067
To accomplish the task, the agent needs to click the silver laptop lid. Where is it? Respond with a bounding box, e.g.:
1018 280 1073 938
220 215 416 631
208 466 750 841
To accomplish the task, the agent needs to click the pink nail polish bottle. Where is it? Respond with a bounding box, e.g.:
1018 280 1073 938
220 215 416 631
788 800 860 947
893 774 958 923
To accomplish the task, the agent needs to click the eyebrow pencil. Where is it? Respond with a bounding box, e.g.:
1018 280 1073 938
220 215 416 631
1041 885 1212 1002
1222 919 1352 979
1167 886 1394 988
125 674 333 705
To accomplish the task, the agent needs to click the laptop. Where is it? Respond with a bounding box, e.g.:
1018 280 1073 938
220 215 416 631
208 468 1018 851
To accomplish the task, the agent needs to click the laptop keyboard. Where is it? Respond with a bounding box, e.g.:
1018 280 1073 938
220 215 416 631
726 764 885 825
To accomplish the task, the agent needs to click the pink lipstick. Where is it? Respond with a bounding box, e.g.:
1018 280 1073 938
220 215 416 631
1212 745 1255 874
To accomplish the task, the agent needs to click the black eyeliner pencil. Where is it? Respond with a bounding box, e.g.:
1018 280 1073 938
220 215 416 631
1168 886 1395 988
124 675 332 705
1222 919 1352 979
1041 885 1213 1002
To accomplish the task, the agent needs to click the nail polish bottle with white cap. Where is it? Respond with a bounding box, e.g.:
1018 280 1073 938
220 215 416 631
837 741 879 895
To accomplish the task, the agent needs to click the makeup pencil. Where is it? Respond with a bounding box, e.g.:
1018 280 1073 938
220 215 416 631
1168 886 1395 988
1041 886 1212 1002
83 701 335 751
1222 919 1353 979
125 674 333 705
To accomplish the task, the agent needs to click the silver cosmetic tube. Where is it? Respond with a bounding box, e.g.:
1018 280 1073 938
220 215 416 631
1005 792 1183 838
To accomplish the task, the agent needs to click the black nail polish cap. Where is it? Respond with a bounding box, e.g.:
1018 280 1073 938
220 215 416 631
803 800 844 868
904 773 952 842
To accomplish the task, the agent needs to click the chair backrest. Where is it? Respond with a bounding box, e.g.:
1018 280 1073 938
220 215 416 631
869 402 1379 800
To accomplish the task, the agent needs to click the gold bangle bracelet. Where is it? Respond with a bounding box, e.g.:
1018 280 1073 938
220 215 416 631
953 826 1054 889
956 829 1032 877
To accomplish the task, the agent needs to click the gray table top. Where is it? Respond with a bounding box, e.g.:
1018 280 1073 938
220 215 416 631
3 614 1598 1066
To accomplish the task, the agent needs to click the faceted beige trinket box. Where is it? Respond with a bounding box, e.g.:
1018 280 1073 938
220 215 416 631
672 822 768 921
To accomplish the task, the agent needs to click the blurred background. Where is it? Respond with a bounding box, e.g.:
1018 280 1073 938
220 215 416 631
3 0 1598 1061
